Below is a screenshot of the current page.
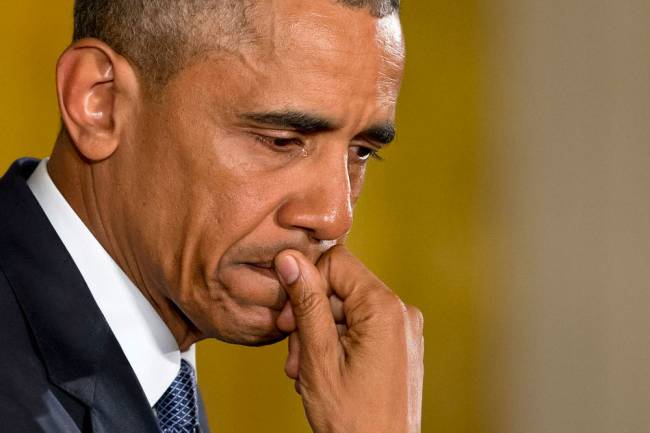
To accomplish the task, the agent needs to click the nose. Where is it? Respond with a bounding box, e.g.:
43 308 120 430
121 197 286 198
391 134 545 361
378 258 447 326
276 156 353 242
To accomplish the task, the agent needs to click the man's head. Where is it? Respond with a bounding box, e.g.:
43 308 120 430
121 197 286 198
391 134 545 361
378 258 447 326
52 0 405 349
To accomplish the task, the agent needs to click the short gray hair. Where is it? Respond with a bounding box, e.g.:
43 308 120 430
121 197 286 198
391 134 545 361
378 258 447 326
73 0 400 91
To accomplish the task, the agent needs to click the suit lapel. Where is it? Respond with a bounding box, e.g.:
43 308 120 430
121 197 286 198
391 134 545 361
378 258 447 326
0 159 161 433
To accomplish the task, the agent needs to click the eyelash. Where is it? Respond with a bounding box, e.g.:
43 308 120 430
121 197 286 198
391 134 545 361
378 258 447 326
253 135 303 149
358 147 384 162
252 134 384 162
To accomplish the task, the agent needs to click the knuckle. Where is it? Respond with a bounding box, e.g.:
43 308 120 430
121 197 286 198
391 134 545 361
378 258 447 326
359 283 384 305
356 285 405 320
312 332 336 357
284 362 296 379
361 280 393 301
408 306 425 333
296 288 322 318
374 294 408 330
382 292 407 316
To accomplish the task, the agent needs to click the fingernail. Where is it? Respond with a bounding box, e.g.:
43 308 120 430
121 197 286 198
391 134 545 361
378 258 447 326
276 255 300 285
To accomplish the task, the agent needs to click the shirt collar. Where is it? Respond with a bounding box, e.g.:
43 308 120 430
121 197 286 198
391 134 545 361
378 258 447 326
27 158 195 407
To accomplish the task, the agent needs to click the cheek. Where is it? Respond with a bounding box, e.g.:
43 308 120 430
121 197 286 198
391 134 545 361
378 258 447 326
194 173 285 277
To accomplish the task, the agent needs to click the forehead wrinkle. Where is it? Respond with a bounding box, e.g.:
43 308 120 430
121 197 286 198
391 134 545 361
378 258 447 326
245 0 399 75
373 15 404 105
266 1 379 55
376 13 404 56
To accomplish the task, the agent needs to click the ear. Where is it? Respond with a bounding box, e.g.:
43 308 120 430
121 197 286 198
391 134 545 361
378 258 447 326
56 38 139 161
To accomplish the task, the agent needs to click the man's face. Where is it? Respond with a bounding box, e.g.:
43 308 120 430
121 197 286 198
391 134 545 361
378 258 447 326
106 0 404 345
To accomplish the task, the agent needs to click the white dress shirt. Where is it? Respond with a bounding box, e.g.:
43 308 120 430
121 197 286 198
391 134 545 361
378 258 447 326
27 158 196 407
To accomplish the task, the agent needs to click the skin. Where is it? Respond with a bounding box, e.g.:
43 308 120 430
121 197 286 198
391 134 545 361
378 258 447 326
49 0 423 431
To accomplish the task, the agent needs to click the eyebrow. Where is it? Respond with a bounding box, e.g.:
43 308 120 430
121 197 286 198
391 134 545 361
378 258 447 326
239 111 337 134
239 110 396 145
358 122 396 145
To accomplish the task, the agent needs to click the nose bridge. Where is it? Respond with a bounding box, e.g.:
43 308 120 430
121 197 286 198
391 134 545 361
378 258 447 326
277 150 353 241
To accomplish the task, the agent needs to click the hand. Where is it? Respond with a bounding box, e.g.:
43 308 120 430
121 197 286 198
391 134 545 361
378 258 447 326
274 246 424 433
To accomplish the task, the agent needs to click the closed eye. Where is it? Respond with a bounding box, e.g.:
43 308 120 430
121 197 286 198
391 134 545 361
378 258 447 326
252 134 304 150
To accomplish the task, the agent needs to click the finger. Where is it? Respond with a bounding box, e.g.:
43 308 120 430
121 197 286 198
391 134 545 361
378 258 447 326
408 306 424 337
284 331 300 380
406 306 425 362
336 324 347 337
279 296 341 331
317 246 396 326
274 250 339 368
329 295 345 324
317 245 389 299
276 301 296 333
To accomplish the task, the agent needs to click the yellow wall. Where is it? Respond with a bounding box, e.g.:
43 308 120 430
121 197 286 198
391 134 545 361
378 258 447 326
0 2 481 432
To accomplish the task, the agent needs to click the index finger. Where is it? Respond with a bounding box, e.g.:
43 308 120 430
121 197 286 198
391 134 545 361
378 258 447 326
316 246 397 314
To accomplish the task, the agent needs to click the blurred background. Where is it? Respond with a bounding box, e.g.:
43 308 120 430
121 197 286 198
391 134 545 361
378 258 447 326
1 1 648 432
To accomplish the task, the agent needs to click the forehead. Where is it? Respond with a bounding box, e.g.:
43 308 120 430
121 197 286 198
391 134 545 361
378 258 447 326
255 0 403 54
252 0 404 86
168 0 405 128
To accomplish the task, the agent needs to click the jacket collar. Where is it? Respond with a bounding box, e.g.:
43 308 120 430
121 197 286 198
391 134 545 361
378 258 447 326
0 158 161 433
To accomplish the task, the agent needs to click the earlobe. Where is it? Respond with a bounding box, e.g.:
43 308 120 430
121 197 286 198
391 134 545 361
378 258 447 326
56 40 130 161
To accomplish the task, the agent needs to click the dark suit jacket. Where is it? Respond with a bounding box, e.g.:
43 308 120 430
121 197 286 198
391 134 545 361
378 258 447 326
0 158 210 433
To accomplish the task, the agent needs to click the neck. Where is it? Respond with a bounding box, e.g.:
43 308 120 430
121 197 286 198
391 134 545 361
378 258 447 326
47 131 203 351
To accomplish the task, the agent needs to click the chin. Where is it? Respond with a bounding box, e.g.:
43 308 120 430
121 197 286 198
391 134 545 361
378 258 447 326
195 262 292 347
226 332 288 347
198 300 289 347
212 324 288 347
198 265 290 346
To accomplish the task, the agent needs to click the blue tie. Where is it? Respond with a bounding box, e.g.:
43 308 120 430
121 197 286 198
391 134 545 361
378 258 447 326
154 360 200 433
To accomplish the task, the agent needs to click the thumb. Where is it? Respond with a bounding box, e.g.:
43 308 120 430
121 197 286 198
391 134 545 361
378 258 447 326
274 250 339 367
